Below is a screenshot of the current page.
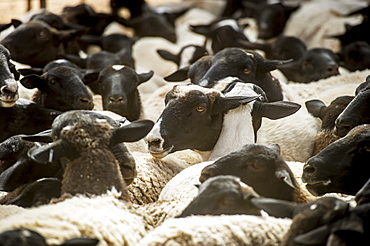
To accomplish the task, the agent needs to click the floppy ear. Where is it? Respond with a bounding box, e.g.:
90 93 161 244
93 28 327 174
18 68 44 76
83 70 100 85
8 178 62 208
164 66 190 82
137 70 154 85
157 49 179 64
259 59 293 73
250 197 298 218
189 24 212 36
260 101 301 120
22 129 53 143
305 99 327 119
28 140 72 164
212 95 260 115
20 74 46 90
293 225 331 245
110 120 154 145
8 61 20 80
275 168 297 190
0 161 32 191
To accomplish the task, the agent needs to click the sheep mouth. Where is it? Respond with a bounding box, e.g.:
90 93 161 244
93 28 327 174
304 179 332 195
149 146 174 159
0 97 18 107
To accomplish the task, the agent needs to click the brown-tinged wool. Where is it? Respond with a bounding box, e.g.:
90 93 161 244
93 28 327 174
312 129 340 156
60 121 130 202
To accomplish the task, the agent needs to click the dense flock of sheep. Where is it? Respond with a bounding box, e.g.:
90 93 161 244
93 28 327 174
0 0 370 245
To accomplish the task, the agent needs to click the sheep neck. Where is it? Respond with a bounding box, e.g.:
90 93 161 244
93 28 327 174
208 103 255 161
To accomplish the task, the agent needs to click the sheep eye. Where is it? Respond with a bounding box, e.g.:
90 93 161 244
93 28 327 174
243 68 251 74
196 106 205 112
48 80 57 86
38 31 47 39
363 145 370 152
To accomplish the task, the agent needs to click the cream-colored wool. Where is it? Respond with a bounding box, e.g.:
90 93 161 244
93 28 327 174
0 204 25 220
284 0 366 52
138 214 292 246
134 199 192 227
159 162 212 201
127 151 202 205
0 190 154 246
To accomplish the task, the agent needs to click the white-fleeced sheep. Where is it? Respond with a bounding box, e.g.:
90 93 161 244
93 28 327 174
138 214 292 246
0 190 155 246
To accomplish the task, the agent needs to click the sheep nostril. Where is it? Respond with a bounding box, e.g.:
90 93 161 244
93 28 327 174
326 65 339 75
147 139 162 149
109 96 124 103
80 97 91 104
303 164 316 175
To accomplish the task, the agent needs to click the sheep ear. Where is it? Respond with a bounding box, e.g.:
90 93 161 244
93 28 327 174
293 225 331 245
110 120 154 145
137 70 154 85
189 24 212 36
305 99 327 119
250 197 297 218
0 161 32 191
275 168 297 190
28 140 70 164
259 59 293 73
18 68 44 76
157 49 179 64
8 178 62 208
260 101 301 120
164 67 190 82
22 129 53 143
60 238 99 246
20 74 45 90
212 95 260 115
83 71 100 85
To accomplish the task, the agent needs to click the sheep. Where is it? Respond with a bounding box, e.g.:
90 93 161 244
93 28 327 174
27 110 153 201
302 124 370 196
200 143 312 203
138 214 292 246
95 65 154 121
0 44 20 108
178 175 262 217
0 20 85 67
145 80 300 162
0 190 155 246
189 18 250 54
0 99 61 143
19 66 96 112
305 95 354 156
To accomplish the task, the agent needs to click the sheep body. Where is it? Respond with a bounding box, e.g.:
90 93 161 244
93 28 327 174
0 190 154 246
138 214 292 246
